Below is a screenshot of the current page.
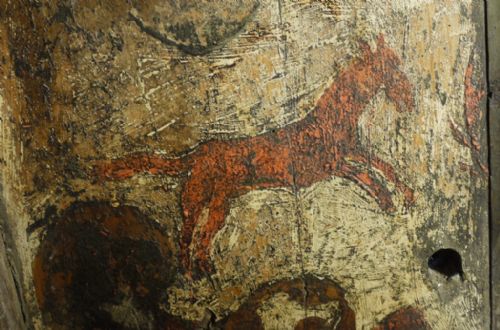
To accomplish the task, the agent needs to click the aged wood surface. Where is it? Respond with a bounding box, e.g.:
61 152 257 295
0 0 490 329
0 233 24 329
488 0 500 328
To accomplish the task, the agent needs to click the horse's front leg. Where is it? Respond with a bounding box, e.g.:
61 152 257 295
190 191 231 274
346 152 415 209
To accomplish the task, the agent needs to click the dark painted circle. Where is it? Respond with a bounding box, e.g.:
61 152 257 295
221 275 355 330
130 0 260 55
33 202 183 329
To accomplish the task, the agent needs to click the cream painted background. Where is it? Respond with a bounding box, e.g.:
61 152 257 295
0 0 489 329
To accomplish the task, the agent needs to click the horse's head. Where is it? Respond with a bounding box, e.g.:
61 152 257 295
360 35 415 113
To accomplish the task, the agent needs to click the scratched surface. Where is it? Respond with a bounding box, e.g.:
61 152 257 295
0 0 489 329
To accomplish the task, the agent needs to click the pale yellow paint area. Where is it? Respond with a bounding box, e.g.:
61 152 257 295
256 292 341 329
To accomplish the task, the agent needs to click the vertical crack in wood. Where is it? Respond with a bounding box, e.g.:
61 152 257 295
276 0 309 321
484 0 496 328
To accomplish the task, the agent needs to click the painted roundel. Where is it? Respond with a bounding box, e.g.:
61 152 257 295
128 0 260 55
219 276 430 330
221 275 356 329
33 202 187 329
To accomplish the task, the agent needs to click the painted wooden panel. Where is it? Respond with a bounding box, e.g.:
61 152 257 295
0 0 489 329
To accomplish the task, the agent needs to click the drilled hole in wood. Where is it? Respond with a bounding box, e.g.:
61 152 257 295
427 248 464 280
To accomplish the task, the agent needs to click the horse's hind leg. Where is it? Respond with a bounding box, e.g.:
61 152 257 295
179 170 214 274
336 162 395 213
347 152 414 208
179 199 208 275
180 171 232 274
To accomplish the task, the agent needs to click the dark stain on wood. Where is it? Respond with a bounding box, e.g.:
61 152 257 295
94 35 415 276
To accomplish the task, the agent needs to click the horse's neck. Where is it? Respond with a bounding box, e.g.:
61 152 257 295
310 60 383 127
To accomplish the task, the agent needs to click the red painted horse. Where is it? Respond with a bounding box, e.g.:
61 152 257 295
94 35 415 274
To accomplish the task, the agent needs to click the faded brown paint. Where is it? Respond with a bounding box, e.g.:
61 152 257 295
32 202 185 329
221 275 355 329
95 35 415 275
372 307 430 330
450 61 488 177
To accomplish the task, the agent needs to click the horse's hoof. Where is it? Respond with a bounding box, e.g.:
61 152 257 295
378 197 396 214
89 162 109 183
181 253 215 279
385 205 396 214
402 187 415 209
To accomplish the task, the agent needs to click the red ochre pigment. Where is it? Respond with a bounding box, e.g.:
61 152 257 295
95 35 415 274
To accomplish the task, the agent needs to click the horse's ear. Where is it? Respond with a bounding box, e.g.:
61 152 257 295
376 34 401 65
376 34 386 49
358 39 372 59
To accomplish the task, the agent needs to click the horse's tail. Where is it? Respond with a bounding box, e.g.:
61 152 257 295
92 153 191 181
